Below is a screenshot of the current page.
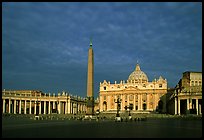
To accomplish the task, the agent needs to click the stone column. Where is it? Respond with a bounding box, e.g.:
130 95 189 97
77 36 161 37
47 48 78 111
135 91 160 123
133 94 136 110
196 99 198 115
14 100 16 114
147 94 149 111
44 101 46 114
138 94 141 110
140 94 143 110
39 101 41 114
8 99 11 113
71 102 73 114
68 100 70 114
187 99 189 113
65 101 67 114
3 99 5 113
127 94 129 109
199 103 202 115
34 100 36 115
29 100 32 114
58 101 61 114
19 100 21 114
186 99 190 114
178 98 180 115
53 101 55 109
48 101 51 114
174 97 177 115
24 100 27 114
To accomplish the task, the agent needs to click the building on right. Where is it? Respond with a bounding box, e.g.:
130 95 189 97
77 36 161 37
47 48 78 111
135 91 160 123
166 71 202 115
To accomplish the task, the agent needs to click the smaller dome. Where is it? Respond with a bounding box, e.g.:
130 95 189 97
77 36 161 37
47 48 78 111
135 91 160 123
128 64 148 82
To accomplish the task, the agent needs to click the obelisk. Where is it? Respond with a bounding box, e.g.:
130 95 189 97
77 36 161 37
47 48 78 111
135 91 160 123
86 39 94 115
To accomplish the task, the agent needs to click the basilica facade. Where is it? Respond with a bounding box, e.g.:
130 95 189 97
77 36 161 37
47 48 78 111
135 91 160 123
99 64 167 113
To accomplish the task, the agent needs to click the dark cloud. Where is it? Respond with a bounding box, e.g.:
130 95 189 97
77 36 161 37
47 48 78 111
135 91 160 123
2 2 202 98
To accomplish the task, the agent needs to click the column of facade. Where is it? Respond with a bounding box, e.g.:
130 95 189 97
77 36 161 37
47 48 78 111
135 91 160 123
14 100 16 114
80 104 82 113
133 94 136 110
178 98 180 115
34 100 36 115
19 100 22 114
67 100 70 114
199 103 202 115
39 101 41 114
196 99 198 115
8 99 11 113
44 101 46 114
73 103 75 114
65 101 67 114
53 101 55 109
147 94 149 111
174 97 177 114
29 100 32 114
140 94 143 110
24 100 27 114
82 104 85 113
138 94 141 110
79 104 81 113
58 101 61 114
120 95 122 111
127 94 130 108
77 103 79 113
48 101 51 114
70 102 72 114
108 95 111 111
153 94 157 110
3 99 5 113
187 98 189 113
71 102 73 114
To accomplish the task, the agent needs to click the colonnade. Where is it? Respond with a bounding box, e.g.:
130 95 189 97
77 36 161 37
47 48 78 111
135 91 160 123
174 97 202 115
2 90 87 115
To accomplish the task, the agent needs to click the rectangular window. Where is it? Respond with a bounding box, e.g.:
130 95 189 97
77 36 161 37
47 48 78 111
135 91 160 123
159 84 162 88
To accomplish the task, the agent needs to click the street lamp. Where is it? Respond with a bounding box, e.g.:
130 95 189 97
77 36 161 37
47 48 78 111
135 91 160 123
114 97 122 122
124 104 133 120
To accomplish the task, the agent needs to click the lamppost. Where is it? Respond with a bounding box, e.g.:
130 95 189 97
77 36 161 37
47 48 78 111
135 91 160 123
124 104 133 120
114 97 122 122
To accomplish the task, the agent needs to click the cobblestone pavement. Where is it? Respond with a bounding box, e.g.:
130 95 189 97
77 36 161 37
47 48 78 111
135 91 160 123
2 114 202 138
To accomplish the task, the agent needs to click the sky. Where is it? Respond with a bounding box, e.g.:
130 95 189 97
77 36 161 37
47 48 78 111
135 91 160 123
2 2 202 98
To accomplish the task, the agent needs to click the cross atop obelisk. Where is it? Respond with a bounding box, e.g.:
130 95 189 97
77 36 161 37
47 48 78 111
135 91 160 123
86 38 94 115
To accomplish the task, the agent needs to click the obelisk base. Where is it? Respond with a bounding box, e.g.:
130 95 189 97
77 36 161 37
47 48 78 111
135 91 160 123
86 96 94 115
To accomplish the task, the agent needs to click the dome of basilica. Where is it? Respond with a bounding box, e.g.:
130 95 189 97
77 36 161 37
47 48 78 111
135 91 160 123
128 64 148 82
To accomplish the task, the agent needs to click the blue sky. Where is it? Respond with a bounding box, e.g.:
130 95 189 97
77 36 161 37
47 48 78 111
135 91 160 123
2 2 202 98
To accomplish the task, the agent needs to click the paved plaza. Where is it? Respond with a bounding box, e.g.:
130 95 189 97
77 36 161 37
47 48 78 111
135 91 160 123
2 114 202 138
